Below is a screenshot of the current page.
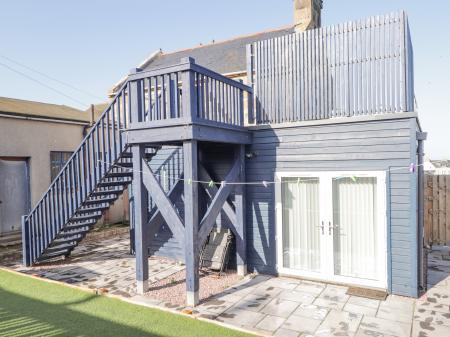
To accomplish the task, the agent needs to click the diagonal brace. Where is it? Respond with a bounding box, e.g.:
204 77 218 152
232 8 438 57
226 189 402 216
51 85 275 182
197 158 240 246
147 177 184 243
199 164 237 226
142 160 184 242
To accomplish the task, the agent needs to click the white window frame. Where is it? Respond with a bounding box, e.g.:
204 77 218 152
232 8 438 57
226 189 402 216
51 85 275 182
275 171 388 290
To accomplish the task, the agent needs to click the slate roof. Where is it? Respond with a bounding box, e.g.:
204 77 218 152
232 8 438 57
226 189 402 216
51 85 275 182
142 25 295 74
0 96 91 123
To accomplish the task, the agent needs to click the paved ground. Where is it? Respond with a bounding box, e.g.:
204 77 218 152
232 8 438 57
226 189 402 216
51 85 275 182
3 236 450 337
5 236 184 298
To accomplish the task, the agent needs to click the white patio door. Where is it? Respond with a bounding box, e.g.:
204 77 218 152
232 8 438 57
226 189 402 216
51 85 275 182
276 172 387 289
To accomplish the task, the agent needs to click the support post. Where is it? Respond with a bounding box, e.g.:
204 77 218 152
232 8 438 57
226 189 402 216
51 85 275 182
181 57 197 123
235 145 247 276
21 215 31 266
183 140 199 306
129 184 135 255
132 145 149 294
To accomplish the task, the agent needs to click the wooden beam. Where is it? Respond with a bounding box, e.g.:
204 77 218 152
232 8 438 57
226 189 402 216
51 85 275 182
131 145 149 294
198 164 236 226
197 157 240 246
183 140 199 307
141 161 184 242
126 123 252 145
147 178 184 244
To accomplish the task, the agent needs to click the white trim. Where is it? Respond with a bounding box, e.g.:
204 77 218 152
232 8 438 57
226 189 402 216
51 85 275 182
275 171 388 290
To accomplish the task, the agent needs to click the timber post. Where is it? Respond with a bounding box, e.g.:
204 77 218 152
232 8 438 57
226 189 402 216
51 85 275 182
132 145 149 295
235 144 247 276
183 140 200 307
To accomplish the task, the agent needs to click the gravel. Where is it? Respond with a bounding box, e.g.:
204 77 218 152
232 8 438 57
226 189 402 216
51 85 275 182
145 269 242 306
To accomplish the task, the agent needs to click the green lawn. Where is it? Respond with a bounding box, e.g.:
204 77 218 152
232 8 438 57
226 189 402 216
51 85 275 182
0 269 254 337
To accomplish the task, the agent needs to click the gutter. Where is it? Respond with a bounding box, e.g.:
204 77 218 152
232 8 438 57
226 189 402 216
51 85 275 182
0 113 89 126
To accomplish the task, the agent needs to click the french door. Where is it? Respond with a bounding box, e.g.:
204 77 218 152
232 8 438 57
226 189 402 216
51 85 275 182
275 171 387 289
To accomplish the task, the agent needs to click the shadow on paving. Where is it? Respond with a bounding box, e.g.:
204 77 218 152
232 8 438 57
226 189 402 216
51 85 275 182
0 288 167 337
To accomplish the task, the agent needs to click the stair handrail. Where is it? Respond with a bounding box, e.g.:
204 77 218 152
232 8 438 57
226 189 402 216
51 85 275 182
24 80 130 222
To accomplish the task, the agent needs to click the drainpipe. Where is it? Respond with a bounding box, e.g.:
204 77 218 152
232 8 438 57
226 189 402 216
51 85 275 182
417 131 427 292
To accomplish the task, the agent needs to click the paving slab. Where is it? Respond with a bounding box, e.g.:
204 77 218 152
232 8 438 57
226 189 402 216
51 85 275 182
261 298 300 318
316 310 362 337
255 315 286 333
411 320 450 337
217 307 265 328
281 315 322 334
292 304 329 321
359 316 411 337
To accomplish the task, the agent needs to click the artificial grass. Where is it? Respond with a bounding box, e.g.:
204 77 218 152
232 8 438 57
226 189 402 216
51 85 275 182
0 269 255 337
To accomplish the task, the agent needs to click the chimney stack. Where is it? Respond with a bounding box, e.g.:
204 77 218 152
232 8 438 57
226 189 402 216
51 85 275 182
293 0 323 32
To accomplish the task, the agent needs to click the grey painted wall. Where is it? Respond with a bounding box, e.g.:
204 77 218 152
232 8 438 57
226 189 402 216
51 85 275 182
146 117 420 297
245 116 419 297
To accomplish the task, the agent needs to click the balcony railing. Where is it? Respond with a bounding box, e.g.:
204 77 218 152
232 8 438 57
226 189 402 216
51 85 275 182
127 57 253 129
247 11 414 124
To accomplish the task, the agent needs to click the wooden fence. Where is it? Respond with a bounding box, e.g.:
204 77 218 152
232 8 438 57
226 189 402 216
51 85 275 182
247 11 414 124
424 175 450 246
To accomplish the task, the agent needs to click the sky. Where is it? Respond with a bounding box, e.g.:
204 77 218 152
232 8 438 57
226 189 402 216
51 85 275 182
1 1 449 159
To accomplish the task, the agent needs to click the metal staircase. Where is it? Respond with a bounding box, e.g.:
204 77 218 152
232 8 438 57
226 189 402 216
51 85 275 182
21 79 159 265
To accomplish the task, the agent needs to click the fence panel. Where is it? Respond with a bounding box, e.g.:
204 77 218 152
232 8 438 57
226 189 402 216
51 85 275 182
424 175 450 246
248 11 414 124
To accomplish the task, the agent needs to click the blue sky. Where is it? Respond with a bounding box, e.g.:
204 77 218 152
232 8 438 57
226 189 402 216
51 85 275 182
1 1 449 159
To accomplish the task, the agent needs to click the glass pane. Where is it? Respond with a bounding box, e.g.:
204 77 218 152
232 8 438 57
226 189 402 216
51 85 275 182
333 177 378 280
282 177 321 272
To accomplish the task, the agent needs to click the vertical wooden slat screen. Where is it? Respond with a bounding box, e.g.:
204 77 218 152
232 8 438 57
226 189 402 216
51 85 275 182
249 11 414 124
424 175 450 246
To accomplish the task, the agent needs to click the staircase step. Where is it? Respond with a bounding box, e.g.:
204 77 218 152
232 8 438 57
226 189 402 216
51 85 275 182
72 212 102 221
97 180 131 188
115 162 132 168
106 171 133 178
91 188 124 196
53 234 83 244
84 196 118 205
39 250 71 261
79 205 109 213
58 228 89 237
46 243 76 254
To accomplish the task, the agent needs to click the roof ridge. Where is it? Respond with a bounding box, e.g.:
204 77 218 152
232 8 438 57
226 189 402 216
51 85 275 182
159 24 294 57
0 96 83 112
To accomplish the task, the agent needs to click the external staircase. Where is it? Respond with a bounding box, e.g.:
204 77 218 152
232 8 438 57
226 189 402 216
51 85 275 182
22 57 253 267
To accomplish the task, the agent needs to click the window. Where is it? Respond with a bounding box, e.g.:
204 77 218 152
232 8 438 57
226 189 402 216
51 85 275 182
50 152 73 181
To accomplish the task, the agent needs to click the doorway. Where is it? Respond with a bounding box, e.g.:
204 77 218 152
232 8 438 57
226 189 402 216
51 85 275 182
276 171 387 289
0 157 30 235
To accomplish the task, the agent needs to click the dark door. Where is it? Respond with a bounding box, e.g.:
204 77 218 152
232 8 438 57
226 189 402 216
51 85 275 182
0 158 29 235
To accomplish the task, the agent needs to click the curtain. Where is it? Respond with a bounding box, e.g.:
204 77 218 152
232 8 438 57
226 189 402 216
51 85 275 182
282 177 321 272
333 177 378 280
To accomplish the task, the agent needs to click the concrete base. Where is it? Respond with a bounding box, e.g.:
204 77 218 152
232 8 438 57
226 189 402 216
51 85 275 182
186 290 199 307
136 280 149 295
237 264 247 277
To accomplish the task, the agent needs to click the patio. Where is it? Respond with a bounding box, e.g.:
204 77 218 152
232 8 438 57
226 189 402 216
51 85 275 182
3 234 450 337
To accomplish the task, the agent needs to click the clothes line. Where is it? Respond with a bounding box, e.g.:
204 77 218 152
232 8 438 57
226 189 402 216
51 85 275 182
97 160 423 188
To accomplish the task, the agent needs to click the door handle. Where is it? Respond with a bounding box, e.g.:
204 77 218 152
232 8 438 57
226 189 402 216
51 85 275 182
316 221 325 235
328 222 333 235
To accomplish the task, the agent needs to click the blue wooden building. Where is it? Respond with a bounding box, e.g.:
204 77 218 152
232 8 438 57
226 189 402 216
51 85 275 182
22 4 425 306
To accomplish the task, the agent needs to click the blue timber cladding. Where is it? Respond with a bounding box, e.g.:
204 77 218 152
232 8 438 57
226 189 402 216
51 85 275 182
245 116 418 297
148 145 185 261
